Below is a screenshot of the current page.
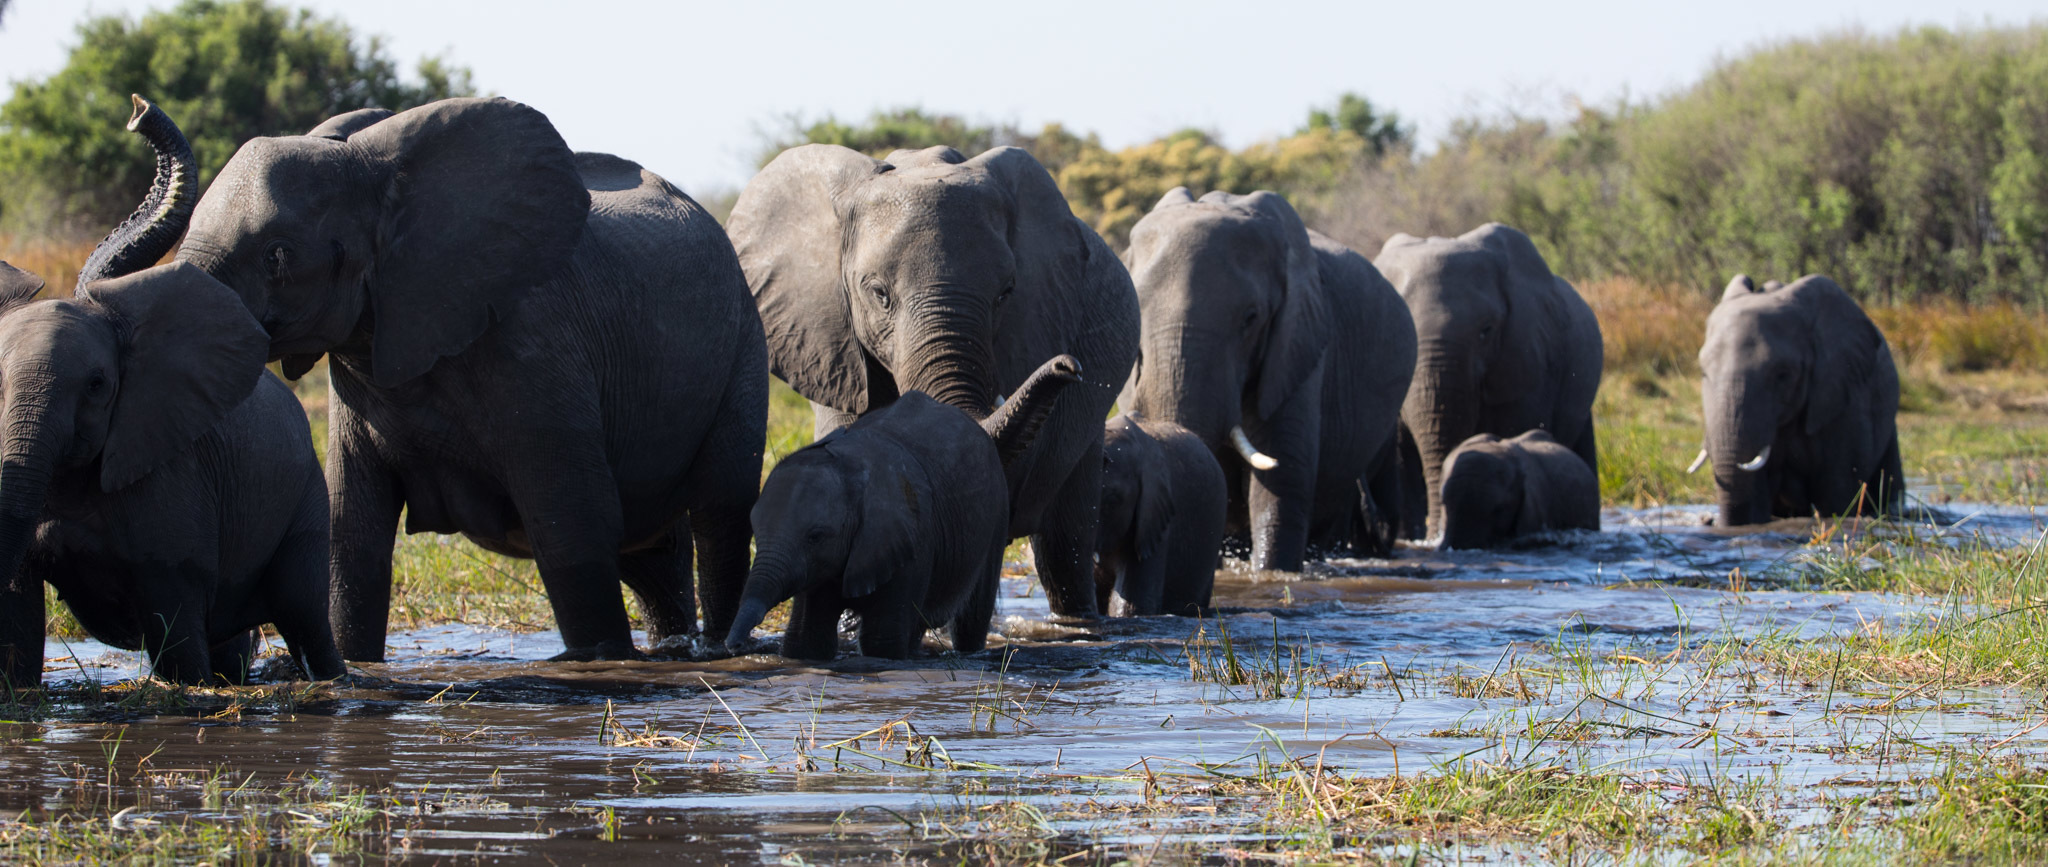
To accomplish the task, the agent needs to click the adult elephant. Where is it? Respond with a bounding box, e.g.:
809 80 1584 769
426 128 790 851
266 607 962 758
727 144 1138 618
1120 188 1416 571
1374 223 1602 540
176 98 768 661
1694 274 1902 525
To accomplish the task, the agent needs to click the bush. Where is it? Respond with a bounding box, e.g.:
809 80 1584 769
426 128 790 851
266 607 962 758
0 0 472 239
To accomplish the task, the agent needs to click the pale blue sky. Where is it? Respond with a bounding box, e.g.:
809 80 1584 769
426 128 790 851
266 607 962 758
3 1 2045 196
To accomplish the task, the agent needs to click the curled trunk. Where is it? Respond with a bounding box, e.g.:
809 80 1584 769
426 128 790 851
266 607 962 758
78 96 199 288
982 355 1082 467
725 545 803 648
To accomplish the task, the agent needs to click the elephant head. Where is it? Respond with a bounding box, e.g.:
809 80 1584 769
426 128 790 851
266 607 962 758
0 261 267 587
1120 188 1329 469
1098 415 1176 565
1439 433 1539 550
175 98 590 386
1374 223 1574 536
1696 274 1888 525
728 144 1093 419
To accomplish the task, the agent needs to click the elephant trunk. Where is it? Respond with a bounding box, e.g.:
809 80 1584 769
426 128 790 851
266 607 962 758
897 302 999 421
725 544 806 650
1406 346 1478 540
1706 382 1777 526
1127 326 1240 459
982 355 1082 468
78 96 198 289
0 373 63 593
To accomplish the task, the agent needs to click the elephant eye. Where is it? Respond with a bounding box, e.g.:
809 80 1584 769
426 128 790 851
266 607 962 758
86 371 107 395
995 281 1016 307
1479 325 1494 339
862 275 891 311
265 242 292 286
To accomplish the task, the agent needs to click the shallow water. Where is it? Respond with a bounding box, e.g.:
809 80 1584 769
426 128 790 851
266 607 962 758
12 504 2048 862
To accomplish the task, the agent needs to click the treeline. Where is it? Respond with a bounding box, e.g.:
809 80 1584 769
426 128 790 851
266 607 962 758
0 0 470 238
3 2 2043 305
773 26 2048 304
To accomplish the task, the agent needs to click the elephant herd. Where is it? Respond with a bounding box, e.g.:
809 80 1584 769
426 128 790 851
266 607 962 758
0 97 1907 687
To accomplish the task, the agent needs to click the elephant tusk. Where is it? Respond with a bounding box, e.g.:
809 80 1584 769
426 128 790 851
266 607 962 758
1686 449 1708 474
1738 445 1771 472
1229 426 1279 471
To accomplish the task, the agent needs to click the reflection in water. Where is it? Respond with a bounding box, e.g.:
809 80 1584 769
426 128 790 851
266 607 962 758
11 504 2047 860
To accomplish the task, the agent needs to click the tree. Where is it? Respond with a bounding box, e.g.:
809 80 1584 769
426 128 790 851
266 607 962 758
1303 92 1411 157
756 107 1104 177
0 0 475 237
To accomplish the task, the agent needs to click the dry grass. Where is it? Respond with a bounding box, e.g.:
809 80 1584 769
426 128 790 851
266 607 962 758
0 237 90 297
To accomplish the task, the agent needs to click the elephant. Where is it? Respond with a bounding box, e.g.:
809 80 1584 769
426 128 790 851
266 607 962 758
1374 223 1603 541
1095 414 1227 616
1119 188 1417 572
726 144 1138 619
1438 430 1600 550
175 98 768 661
1693 274 1903 525
727 355 1082 660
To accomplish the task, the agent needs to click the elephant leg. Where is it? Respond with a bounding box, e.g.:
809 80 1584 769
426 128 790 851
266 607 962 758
264 500 346 682
857 581 923 660
505 448 636 660
690 506 754 645
1567 419 1599 479
326 402 403 663
1246 399 1323 572
1115 550 1170 616
1030 437 1105 619
1396 424 1428 540
687 380 766 644
0 557 46 691
137 575 212 685
781 587 843 661
1358 437 1405 558
209 630 257 685
949 552 1002 655
619 526 697 651
1876 432 1906 515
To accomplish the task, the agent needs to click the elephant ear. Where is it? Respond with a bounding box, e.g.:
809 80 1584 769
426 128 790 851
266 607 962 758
1130 438 1176 562
1722 274 1760 302
1795 276 1882 436
968 147 1098 385
1511 456 1548 536
0 262 46 311
307 108 394 140
1241 192 1331 419
728 145 889 413
842 461 926 598
1471 223 1563 404
82 262 268 491
347 97 590 388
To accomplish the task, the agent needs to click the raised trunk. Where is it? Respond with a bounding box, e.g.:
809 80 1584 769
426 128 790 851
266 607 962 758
724 545 805 649
0 379 62 594
982 355 1081 467
78 96 198 288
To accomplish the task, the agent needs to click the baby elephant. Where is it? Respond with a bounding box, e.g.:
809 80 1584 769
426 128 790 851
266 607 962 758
1438 430 1600 550
727 356 1082 660
0 262 345 687
1095 414 1226 616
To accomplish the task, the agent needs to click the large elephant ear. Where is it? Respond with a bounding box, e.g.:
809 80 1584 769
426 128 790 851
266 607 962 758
1129 432 1177 562
1154 186 1196 210
307 108 394 140
1722 274 1760 302
969 147 1098 385
842 460 927 598
0 262 46 310
1470 223 1566 402
347 97 589 388
82 262 268 491
1795 275 1882 436
1240 192 1330 418
728 144 889 413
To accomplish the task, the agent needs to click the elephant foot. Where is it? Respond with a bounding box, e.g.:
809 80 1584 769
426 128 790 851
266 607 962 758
549 640 645 663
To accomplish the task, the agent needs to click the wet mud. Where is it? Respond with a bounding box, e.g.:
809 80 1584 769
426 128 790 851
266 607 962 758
8 504 2046 862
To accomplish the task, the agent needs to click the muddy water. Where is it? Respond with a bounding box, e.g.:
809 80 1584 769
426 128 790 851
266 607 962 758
11 505 2048 862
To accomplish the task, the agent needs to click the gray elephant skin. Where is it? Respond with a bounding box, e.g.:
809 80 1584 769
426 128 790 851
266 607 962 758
727 144 1138 618
0 261 344 687
1439 430 1600 550
1374 223 1602 540
176 98 768 661
1697 274 1903 526
1121 188 1416 571
728 356 1082 660
1096 414 1227 616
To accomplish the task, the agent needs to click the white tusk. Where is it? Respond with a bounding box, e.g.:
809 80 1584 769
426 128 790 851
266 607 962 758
1686 449 1708 474
1229 426 1279 471
1738 445 1771 472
